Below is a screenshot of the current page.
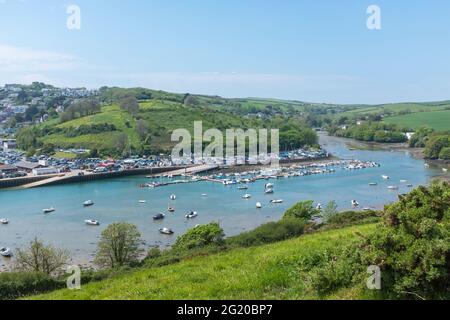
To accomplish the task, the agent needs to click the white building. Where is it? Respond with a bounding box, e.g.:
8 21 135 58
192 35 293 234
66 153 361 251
32 167 60 176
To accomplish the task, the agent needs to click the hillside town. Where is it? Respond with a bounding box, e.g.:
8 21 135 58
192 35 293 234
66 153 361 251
0 83 98 135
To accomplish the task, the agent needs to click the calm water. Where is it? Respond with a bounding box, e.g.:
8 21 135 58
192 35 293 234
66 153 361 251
0 134 445 265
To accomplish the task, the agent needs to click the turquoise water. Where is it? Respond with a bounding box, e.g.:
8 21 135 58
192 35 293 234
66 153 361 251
0 134 445 265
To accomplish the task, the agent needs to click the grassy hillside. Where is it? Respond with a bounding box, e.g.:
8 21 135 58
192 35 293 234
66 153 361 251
383 110 450 131
31 224 377 300
342 101 450 116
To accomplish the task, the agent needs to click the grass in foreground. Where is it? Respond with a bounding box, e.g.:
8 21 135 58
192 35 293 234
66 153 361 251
31 224 376 300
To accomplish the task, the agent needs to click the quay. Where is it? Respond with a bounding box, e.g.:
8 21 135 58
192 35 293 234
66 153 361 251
0 165 216 190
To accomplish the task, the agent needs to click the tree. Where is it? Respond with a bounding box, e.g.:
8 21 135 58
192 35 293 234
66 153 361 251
173 223 225 251
114 132 128 155
24 105 40 122
136 119 149 141
14 238 70 275
283 200 319 221
119 96 139 115
95 222 143 268
361 181 450 299
322 201 338 222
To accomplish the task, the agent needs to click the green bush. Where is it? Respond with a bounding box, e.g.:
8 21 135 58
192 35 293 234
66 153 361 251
323 210 380 229
172 223 225 251
439 147 450 160
283 200 319 221
361 181 450 299
227 218 306 248
0 272 63 300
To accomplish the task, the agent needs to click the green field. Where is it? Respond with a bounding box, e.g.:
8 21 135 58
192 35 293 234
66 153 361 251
31 224 377 300
384 110 450 131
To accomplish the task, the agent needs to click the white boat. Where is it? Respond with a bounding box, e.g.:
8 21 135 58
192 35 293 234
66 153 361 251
0 218 9 225
0 247 12 257
424 163 430 167
83 200 94 207
242 194 252 199
265 188 274 194
400 180 408 183
265 183 274 189
201 194 208 197
363 207 372 211
388 186 399 190
43 207 55 214
382 175 390 180
159 227 174 235
170 194 177 200
185 211 198 219
351 200 359 207
238 186 248 190
316 203 322 210
270 199 283 204
443 168 448 172
168 204 175 212
139 200 147 203
85 219 100 226
256 202 262 209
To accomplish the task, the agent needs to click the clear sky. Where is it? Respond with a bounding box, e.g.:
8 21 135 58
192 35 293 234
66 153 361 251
0 0 449 104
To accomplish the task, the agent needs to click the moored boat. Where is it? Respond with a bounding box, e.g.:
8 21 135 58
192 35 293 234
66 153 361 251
43 207 55 214
185 211 198 219
0 218 9 225
351 200 359 207
0 247 12 257
153 213 166 220
159 227 174 235
170 194 177 200
256 202 262 209
242 194 252 199
270 199 283 204
369 182 378 186
83 200 94 207
382 175 390 180
85 219 100 226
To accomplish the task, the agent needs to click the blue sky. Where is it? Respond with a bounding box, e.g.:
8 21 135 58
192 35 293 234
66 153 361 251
0 0 449 104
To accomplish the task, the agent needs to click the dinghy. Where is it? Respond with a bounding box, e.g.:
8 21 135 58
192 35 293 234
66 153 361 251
85 219 100 226
153 213 166 220
185 211 198 219
0 218 9 225
159 228 174 235
0 247 12 257
270 199 283 204
83 200 94 207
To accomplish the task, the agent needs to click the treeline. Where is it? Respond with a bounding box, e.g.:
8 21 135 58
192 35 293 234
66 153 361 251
60 99 101 123
15 124 117 153
410 127 450 160
329 122 408 143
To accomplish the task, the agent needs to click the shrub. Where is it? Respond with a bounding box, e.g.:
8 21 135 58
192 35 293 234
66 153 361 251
283 200 319 221
0 272 63 300
361 181 450 299
324 210 380 229
227 218 306 248
172 223 225 251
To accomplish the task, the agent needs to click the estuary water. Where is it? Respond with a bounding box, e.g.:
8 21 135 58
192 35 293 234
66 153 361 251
0 134 446 266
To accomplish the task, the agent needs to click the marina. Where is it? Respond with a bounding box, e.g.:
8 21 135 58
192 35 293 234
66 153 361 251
0 134 446 269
